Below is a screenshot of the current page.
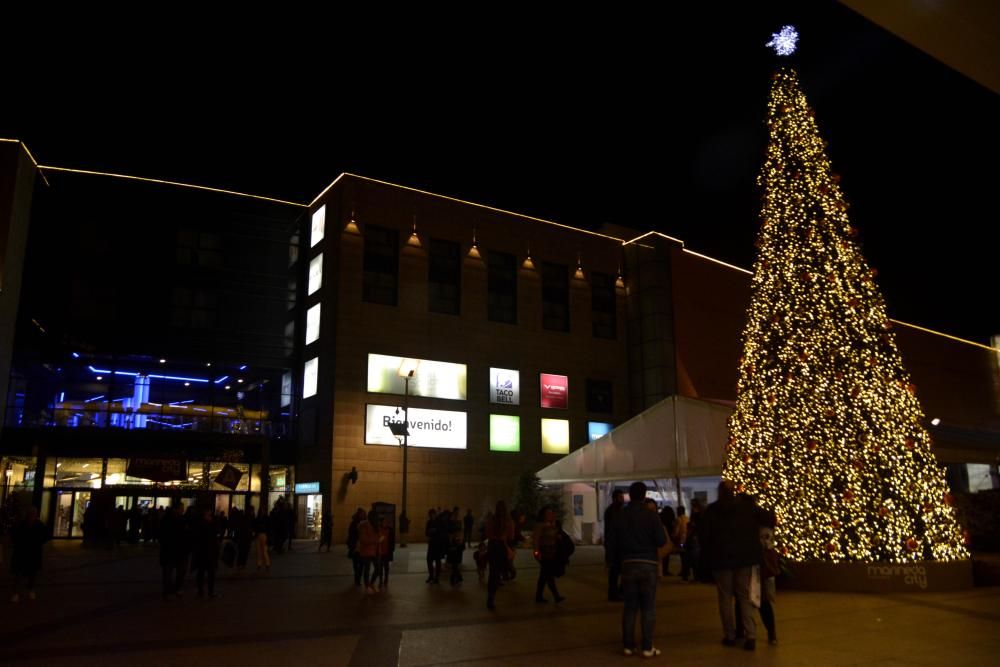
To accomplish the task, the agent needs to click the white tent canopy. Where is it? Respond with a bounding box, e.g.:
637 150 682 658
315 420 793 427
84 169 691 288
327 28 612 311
537 396 733 484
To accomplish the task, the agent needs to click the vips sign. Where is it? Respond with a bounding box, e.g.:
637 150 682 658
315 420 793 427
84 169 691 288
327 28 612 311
365 404 467 449
539 373 568 409
489 368 519 405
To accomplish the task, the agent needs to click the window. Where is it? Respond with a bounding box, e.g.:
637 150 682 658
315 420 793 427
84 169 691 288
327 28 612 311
542 262 569 332
308 255 323 296
587 379 613 414
487 251 517 324
363 225 399 305
305 303 321 345
303 357 319 399
310 205 326 248
428 239 461 315
591 271 617 339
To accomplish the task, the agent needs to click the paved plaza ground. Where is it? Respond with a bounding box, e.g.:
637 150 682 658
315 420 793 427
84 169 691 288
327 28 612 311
1 541 998 666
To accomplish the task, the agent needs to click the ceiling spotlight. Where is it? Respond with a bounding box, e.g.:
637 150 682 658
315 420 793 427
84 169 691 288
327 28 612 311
95 376 103 381
159 358 166 364
206 362 212 367
237 379 244 383
931 418 941 426
184 382 191 387
224 385 231 390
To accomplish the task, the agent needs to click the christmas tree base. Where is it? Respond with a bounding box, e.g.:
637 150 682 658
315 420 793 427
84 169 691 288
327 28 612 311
778 559 973 593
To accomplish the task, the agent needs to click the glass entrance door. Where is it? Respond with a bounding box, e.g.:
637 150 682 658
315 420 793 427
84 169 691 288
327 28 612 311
72 491 91 537
54 491 73 537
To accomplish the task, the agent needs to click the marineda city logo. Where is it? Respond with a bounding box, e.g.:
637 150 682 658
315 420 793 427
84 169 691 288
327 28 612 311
867 564 928 590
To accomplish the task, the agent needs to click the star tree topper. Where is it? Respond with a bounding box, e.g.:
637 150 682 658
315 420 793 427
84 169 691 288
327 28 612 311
767 25 799 56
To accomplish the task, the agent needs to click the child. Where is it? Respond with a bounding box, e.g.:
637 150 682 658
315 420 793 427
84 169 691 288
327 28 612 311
473 541 489 582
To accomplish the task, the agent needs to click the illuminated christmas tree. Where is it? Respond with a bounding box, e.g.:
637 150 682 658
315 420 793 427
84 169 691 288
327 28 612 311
724 31 968 563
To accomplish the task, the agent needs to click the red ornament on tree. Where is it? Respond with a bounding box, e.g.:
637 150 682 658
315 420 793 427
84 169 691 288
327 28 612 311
905 537 919 553
807 440 819 452
843 490 855 502
904 438 916 451
826 542 837 553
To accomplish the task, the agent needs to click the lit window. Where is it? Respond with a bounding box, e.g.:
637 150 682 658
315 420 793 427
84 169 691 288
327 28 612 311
303 357 319 399
588 421 613 442
308 254 323 295
305 304 321 345
311 205 326 248
541 418 570 454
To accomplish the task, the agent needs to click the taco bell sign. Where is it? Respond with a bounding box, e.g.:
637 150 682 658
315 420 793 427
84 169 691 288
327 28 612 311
540 373 568 409
490 368 520 405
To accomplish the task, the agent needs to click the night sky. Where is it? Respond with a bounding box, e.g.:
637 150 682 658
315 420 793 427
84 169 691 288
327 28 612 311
5 2 998 343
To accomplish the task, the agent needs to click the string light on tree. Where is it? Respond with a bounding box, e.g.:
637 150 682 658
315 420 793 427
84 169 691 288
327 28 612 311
723 35 968 564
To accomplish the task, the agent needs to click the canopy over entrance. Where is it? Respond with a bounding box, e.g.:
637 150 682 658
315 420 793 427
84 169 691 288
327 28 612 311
537 396 733 485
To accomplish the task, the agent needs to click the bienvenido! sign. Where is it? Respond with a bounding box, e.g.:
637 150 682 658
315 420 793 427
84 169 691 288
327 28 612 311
540 373 568 409
365 404 467 449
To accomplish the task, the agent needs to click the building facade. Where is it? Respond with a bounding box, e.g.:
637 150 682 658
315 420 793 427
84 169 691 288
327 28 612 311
2 149 998 541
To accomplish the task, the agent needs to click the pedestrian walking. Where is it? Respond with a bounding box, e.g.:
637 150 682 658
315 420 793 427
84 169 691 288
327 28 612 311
319 510 333 553
463 509 475 548
758 505 779 645
674 506 689 576
9 507 48 603
192 508 220 598
532 507 565 604
159 502 189 599
447 511 465 586
700 480 762 651
357 511 382 594
603 488 625 601
253 507 271 571
659 505 677 576
424 509 440 584
376 515 394 590
234 506 253 572
485 501 514 611
347 508 365 585
608 482 667 658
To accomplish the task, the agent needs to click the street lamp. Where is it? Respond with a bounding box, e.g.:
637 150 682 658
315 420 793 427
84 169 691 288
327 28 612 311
397 359 419 546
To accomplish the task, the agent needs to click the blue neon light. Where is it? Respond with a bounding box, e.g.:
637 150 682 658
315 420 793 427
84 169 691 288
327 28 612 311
85 395 106 403
148 374 210 383
87 366 208 383
71 352 80 359
213 375 230 384
59 392 65 403
239 365 248 371
169 400 194 406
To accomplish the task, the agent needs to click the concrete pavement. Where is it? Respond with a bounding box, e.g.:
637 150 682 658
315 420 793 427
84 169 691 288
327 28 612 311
1 541 998 666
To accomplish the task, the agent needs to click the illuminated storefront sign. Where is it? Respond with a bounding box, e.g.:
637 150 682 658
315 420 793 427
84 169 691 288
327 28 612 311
541 418 570 454
310 205 326 248
588 421 613 442
367 354 467 400
540 373 568 409
490 414 520 452
303 357 318 398
489 368 520 405
365 404 467 449
295 481 320 494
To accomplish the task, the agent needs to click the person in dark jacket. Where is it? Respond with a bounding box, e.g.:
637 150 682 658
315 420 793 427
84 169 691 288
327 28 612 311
532 507 565 603
700 480 763 651
233 506 253 571
603 488 625 601
607 482 667 658
159 503 189 599
192 508 221 597
9 507 48 602
347 508 365 585
659 505 677 576
424 508 439 583
319 510 333 553
463 509 475 548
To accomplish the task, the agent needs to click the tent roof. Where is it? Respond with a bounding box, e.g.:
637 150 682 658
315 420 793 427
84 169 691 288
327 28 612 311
537 395 733 484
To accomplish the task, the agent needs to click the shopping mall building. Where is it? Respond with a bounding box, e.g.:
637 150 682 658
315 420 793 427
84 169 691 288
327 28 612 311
2 139 999 541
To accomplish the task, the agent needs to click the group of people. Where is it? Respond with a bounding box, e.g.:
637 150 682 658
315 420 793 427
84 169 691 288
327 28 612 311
158 496 306 600
603 480 779 657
